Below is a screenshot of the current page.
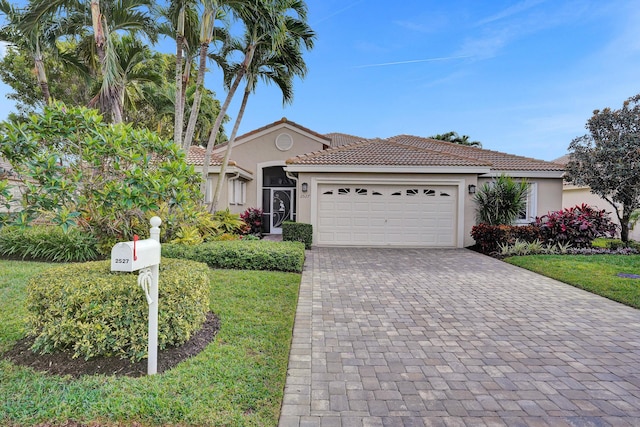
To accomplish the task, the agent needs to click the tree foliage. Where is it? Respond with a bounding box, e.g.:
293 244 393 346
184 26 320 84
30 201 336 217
0 102 204 251
565 93 640 242
473 174 529 226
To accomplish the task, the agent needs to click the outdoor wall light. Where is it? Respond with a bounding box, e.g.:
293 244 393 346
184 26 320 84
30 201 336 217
468 184 476 194
301 182 308 193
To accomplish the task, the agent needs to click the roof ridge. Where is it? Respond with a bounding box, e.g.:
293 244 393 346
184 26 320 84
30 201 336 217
384 139 493 165
391 134 564 167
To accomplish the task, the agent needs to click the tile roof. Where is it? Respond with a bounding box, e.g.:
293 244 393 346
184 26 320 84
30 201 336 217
187 146 226 166
389 135 566 172
286 139 492 167
325 132 369 147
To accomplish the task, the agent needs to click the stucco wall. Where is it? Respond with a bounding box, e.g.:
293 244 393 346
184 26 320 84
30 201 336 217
214 125 327 212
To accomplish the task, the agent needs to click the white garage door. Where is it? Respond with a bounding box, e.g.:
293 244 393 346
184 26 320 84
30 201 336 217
317 184 458 247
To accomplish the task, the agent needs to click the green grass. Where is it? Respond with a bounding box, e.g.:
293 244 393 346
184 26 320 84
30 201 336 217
505 255 640 309
0 260 301 427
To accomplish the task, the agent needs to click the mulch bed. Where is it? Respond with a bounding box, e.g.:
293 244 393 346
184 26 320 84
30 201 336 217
3 312 219 378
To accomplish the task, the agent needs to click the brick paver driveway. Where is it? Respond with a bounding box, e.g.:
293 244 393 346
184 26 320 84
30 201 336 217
279 248 640 427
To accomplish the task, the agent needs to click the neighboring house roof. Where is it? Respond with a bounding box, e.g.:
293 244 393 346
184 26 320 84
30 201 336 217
325 132 369 147
389 135 566 173
286 138 492 168
553 154 571 165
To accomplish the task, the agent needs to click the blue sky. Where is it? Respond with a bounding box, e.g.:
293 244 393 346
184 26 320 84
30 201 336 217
2 0 640 161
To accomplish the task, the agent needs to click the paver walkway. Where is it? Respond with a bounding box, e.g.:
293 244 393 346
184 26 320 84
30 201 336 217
278 248 640 427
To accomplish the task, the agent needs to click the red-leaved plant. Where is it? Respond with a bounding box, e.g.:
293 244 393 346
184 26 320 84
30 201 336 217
535 203 617 248
240 207 264 236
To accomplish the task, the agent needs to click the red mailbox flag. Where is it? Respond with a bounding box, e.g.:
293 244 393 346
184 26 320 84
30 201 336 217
133 235 139 261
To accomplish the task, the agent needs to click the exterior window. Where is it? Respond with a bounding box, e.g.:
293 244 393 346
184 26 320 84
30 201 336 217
406 189 419 196
372 191 382 196
440 192 450 197
355 188 367 195
228 180 246 205
424 189 435 196
323 190 333 195
391 191 401 196
516 183 537 224
205 177 214 203
338 188 351 195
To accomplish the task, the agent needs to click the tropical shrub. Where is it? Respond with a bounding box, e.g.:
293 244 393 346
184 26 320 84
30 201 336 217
535 204 617 248
0 102 205 248
240 207 264 236
26 258 210 361
0 225 99 262
499 239 572 257
470 223 541 254
474 174 529 225
211 208 248 236
282 221 313 249
162 240 305 272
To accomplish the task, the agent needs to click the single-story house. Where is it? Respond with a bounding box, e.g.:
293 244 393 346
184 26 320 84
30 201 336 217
188 118 565 248
554 155 639 241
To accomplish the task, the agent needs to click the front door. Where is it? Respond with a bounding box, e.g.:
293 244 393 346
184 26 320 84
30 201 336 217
270 188 294 234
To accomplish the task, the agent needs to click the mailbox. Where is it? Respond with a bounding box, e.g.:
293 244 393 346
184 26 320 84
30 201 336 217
111 237 161 272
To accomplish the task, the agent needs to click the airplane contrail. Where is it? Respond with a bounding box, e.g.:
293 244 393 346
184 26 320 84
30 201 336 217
354 55 473 69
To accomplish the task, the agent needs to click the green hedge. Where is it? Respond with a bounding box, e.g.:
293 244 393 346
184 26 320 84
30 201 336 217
26 258 210 361
162 240 305 272
282 221 312 249
0 225 99 262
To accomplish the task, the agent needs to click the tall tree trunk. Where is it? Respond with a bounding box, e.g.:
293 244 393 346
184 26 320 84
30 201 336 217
210 85 250 213
33 40 50 105
181 53 191 118
90 0 106 64
200 45 255 203
183 43 208 151
173 7 185 148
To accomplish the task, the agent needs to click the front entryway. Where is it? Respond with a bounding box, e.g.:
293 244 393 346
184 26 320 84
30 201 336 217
316 183 457 246
262 166 296 234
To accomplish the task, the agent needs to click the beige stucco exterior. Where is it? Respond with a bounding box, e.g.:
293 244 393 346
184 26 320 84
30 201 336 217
198 119 565 247
213 121 328 215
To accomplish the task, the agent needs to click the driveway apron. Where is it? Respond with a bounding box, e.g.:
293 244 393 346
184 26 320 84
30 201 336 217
278 248 640 427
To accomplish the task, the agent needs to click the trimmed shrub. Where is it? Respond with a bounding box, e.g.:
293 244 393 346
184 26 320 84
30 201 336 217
282 221 312 249
162 240 305 272
535 204 617 248
0 225 99 262
26 258 210 361
470 223 541 254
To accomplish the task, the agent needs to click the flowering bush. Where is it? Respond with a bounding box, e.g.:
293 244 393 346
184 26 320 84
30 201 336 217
241 207 264 236
535 204 617 248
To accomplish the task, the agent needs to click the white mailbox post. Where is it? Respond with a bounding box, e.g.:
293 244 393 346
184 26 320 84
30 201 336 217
110 216 162 375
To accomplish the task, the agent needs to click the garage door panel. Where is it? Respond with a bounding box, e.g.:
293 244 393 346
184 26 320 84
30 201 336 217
317 184 457 247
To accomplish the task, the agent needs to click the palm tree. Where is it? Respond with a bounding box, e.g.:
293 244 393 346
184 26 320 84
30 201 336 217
208 31 309 211
22 0 158 123
182 0 234 151
200 0 315 204
431 131 482 147
0 0 54 105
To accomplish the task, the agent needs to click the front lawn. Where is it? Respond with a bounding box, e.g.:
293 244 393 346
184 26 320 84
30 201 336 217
505 255 640 309
0 260 300 426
